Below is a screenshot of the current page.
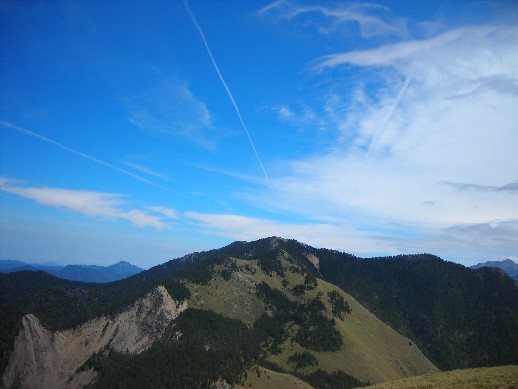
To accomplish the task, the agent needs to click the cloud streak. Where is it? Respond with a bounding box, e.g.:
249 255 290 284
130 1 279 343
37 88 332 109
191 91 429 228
257 1 408 39
182 0 270 186
444 181 518 193
311 25 506 71
121 161 169 181
0 121 171 191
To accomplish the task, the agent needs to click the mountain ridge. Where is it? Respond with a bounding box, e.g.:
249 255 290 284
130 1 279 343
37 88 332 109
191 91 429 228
0 259 143 283
1 236 517 388
2 286 187 389
470 259 518 281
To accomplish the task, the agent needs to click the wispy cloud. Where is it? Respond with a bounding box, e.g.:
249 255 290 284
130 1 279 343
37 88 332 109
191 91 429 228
257 1 408 39
189 164 265 185
444 181 518 193
273 103 326 132
0 177 175 229
121 161 169 181
147 206 179 220
311 25 503 71
126 79 216 150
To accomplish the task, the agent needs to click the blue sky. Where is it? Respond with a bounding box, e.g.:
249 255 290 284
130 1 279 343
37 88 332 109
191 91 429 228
1 0 517 269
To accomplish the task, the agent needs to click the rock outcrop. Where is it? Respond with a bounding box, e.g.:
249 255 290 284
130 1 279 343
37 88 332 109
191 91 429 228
2 285 187 389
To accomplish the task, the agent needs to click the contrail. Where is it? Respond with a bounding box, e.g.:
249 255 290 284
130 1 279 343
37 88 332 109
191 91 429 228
365 75 411 159
0 120 172 191
337 75 412 219
182 0 271 186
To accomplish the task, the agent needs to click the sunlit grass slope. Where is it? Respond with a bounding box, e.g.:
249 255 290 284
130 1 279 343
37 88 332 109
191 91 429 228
265 277 438 384
358 365 518 388
236 365 314 389
185 254 437 384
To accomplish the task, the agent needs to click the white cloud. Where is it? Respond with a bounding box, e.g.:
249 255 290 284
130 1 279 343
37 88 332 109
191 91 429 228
0 178 167 229
184 211 382 254
382 219 518 265
273 103 325 131
184 211 518 264
147 206 179 220
276 105 294 120
248 8 518 261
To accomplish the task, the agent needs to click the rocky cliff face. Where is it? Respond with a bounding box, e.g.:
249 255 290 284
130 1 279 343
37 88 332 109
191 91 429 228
2 285 187 389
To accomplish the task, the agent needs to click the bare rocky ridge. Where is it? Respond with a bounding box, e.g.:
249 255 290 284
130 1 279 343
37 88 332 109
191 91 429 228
2 285 187 389
304 253 320 270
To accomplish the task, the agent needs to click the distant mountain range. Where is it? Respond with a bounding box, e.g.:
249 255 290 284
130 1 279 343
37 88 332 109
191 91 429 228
0 259 143 283
470 259 518 281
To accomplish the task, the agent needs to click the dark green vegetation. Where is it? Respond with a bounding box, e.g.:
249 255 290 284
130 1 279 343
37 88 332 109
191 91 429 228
316 252 518 370
257 252 286 277
288 351 319 370
0 270 189 375
293 274 319 296
327 290 351 319
1 237 518 388
191 237 518 370
89 309 259 388
0 250 357 389
217 238 518 370
302 369 367 389
254 282 343 353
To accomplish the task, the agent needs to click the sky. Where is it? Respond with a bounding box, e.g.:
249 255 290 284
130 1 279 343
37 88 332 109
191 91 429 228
1 0 517 269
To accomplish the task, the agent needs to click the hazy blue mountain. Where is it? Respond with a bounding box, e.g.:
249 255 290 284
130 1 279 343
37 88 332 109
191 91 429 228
0 260 143 283
471 259 518 281
0 260 26 272
107 261 144 278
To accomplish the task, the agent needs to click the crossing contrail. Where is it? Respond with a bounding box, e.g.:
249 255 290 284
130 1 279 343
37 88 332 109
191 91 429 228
0 120 172 191
337 75 412 219
365 75 412 159
182 0 271 186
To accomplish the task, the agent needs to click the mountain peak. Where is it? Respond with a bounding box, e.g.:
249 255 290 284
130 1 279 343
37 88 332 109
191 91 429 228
113 260 131 265
470 259 518 281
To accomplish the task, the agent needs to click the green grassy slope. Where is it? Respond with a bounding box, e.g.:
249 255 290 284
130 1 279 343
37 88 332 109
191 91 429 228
237 365 314 389
185 255 437 384
359 365 518 389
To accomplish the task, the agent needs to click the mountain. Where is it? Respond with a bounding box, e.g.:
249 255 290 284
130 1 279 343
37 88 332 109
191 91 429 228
2 286 187 389
107 260 144 279
317 253 518 370
1 237 517 389
471 259 518 281
362 365 518 389
0 260 26 273
0 260 144 283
